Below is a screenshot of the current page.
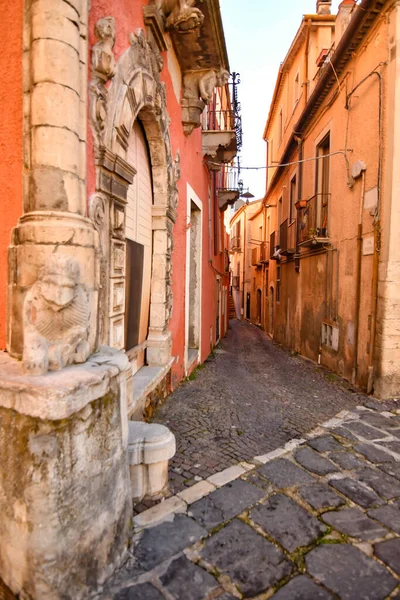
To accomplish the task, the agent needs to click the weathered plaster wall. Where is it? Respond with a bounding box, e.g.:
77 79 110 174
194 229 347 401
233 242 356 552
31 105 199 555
0 2 23 350
265 12 389 393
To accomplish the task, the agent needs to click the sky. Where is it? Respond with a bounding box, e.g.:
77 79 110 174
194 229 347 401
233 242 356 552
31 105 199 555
220 0 342 200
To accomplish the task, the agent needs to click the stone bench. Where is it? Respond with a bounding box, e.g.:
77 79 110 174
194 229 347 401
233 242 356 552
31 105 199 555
128 421 176 502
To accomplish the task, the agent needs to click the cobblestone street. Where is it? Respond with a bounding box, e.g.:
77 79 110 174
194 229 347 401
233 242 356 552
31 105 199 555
153 320 367 498
107 403 400 600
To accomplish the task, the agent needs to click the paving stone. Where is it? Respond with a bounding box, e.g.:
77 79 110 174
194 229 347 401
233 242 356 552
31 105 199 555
207 464 247 487
353 467 400 500
374 538 400 576
344 421 390 441
379 462 400 480
354 443 395 464
188 479 264 530
242 471 272 491
308 435 343 453
379 440 400 456
250 493 326 552
294 447 337 476
215 594 237 600
361 413 400 432
329 477 383 508
201 519 292 597
114 583 165 600
271 575 333 599
322 508 388 540
177 480 216 504
328 451 368 471
331 426 358 442
133 515 207 571
368 505 400 534
297 482 346 510
258 458 315 488
306 544 397 600
133 496 186 529
160 554 218 600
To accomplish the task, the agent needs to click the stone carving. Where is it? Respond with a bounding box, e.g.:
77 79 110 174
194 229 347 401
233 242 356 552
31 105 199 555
23 255 90 375
90 17 116 147
89 193 109 347
156 0 204 33
182 68 230 135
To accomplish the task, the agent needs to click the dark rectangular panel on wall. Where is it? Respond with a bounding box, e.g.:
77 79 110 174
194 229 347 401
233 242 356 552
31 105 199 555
125 239 144 351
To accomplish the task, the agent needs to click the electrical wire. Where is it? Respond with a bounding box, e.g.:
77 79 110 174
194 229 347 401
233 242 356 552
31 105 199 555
206 150 350 171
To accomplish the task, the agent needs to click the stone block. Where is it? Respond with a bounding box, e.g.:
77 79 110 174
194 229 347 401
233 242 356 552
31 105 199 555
201 519 292 597
297 482 345 510
374 538 400 576
271 575 334 599
368 505 400 533
250 494 326 552
32 39 80 92
322 508 388 540
114 582 164 600
160 555 218 600
189 479 264 530
31 83 80 133
354 443 395 463
306 544 397 600
207 464 247 487
132 514 207 570
132 496 187 530
32 126 80 174
32 1 80 50
328 451 369 470
258 458 315 488
308 435 344 453
29 167 82 214
294 447 338 475
177 480 215 504
329 477 383 509
353 466 400 500
0 355 131 600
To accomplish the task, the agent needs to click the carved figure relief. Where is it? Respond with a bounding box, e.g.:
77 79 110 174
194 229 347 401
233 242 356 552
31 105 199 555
182 68 230 135
23 255 90 375
156 0 204 33
90 17 117 147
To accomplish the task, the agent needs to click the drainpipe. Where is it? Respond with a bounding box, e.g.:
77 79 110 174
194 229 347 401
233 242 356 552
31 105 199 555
352 167 366 386
294 135 303 273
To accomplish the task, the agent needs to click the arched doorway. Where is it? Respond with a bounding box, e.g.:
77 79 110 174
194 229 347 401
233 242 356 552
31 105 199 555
257 289 262 325
125 119 153 373
269 286 275 335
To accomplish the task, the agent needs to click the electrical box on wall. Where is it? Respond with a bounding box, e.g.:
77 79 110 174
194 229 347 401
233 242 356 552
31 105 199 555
322 322 339 351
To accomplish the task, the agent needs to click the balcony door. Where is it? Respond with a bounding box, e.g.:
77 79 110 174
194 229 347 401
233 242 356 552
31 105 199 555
316 134 330 236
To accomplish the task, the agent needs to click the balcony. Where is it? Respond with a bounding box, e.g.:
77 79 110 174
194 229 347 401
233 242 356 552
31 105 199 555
260 241 270 263
279 219 296 256
270 231 281 261
298 193 330 247
218 167 241 211
230 235 241 252
251 241 270 266
202 109 239 166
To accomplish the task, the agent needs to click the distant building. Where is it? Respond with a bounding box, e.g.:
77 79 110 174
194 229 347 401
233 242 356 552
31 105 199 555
262 0 400 398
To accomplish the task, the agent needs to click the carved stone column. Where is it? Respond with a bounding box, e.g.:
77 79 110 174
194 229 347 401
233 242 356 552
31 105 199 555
0 2 132 597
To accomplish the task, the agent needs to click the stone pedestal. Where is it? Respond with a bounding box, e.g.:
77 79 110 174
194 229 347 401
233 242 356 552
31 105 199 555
0 349 132 600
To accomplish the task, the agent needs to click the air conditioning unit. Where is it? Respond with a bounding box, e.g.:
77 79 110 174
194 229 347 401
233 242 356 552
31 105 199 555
232 276 239 288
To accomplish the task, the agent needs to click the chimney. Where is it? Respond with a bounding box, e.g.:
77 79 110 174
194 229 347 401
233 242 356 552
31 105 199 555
316 0 332 14
335 0 356 46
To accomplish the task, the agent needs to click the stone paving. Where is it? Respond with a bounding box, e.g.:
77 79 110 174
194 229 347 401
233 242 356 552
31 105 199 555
135 320 368 513
105 405 400 599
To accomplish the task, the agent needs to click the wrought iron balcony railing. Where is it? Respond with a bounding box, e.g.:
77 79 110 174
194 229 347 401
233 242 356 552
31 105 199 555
202 109 236 132
298 193 330 245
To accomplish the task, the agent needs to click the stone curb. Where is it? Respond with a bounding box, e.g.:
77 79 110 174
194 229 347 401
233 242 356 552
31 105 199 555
132 407 357 531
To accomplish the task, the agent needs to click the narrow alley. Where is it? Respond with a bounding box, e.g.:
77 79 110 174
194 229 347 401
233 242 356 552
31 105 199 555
153 320 367 498
105 320 400 600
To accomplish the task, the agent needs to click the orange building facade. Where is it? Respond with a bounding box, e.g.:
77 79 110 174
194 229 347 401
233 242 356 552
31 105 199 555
260 0 400 398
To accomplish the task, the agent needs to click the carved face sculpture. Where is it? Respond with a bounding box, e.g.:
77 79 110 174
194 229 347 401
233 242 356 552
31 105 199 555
38 255 79 312
95 17 116 46
216 69 230 88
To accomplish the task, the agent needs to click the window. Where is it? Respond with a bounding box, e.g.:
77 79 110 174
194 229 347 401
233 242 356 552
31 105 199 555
269 139 274 165
279 109 283 145
316 134 330 236
276 266 281 303
277 196 283 244
293 72 300 108
289 174 297 223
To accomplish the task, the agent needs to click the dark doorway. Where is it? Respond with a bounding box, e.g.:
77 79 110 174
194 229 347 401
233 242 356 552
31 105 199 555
246 292 251 319
125 239 144 351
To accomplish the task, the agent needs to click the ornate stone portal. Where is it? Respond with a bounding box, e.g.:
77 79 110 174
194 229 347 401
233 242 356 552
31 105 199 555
90 23 181 384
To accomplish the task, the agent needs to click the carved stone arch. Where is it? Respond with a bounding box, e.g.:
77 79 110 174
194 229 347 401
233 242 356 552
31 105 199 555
93 27 180 373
